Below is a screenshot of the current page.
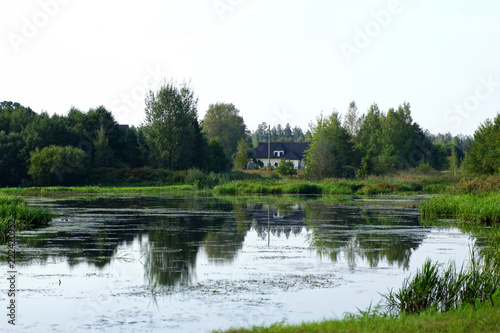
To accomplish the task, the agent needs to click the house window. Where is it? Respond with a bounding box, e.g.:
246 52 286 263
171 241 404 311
274 162 278 167
273 150 284 157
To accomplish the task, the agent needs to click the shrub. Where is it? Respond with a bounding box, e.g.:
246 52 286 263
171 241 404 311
416 163 432 174
28 145 89 186
184 168 206 185
275 159 297 176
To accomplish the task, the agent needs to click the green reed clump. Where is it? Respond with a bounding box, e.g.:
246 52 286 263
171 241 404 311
382 253 499 315
420 192 500 224
0 195 53 242
320 181 355 195
282 183 322 194
422 183 448 194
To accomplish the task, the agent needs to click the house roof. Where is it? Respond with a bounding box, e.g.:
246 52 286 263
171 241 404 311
253 142 310 160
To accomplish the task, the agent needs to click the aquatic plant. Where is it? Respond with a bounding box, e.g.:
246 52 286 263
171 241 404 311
0 195 53 242
382 253 499 315
420 192 500 224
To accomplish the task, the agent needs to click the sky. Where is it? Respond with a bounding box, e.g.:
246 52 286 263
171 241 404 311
1 0 500 136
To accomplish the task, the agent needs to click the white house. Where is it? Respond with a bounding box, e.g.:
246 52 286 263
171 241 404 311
253 142 310 169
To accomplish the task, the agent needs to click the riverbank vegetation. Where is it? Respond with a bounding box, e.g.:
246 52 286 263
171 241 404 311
0 195 53 242
0 96 477 187
0 172 461 197
217 296 500 332
420 176 500 224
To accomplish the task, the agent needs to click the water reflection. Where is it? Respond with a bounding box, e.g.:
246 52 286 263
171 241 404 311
305 203 426 270
7 196 432 287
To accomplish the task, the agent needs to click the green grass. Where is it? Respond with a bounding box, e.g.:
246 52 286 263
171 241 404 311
383 254 499 315
0 195 53 242
216 292 500 332
420 192 500 224
0 184 198 197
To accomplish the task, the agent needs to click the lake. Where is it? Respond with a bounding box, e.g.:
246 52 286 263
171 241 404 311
1 195 476 332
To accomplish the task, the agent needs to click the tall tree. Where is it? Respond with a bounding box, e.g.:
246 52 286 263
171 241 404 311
343 101 360 140
305 111 353 178
201 103 246 160
0 131 27 186
464 113 500 175
93 125 115 168
143 80 201 170
233 138 250 170
252 122 269 147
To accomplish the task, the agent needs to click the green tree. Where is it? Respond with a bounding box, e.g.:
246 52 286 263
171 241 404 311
252 122 269 148
284 123 292 141
143 80 201 170
208 138 230 173
305 112 353 178
464 113 500 175
449 146 459 176
343 101 360 140
28 145 89 186
202 103 246 159
233 138 250 170
93 125 115 168
0 131 27 186
276 159 297 176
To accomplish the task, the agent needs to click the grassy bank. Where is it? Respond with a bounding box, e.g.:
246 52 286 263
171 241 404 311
420 176 500 224
217 296 500 332
213 173 459 195
0 174 458 197
0 184 198 197
420 192 500 224
0 195 53 242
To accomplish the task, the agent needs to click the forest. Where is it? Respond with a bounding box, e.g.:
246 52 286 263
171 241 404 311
0 80 498 187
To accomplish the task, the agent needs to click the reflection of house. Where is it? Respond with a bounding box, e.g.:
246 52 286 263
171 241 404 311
252 204 306 226
253 142 310 169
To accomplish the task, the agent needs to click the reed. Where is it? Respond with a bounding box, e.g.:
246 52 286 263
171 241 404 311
382 253 499 316
420 192 500 224
0 195 53 242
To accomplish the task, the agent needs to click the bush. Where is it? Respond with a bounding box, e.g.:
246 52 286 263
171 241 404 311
28 145 89 186
275 159 297 176
184 168 206 185
416 163 432 174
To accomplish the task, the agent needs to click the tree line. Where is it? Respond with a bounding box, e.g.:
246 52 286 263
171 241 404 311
0 82 248 186
1 80 498 186
303 101 485 178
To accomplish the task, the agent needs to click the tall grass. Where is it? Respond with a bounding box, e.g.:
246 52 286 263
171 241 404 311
382 253 499 315
0 195 53 242
420 192 500 224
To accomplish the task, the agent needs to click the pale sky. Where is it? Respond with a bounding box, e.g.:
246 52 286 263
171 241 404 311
2 0 500 136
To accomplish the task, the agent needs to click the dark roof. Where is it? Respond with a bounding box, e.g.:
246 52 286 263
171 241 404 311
253 142 310 160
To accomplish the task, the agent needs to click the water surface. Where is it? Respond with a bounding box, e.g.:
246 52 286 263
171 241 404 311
1 195 475 332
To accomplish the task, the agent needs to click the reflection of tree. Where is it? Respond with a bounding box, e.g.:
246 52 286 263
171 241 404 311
7 196 434 290
144 216 200 286
250 203 307 240
143 212 247 286
305 203 428 270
